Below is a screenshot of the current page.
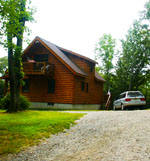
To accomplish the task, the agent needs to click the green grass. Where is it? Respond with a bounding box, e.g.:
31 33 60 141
0 110 84 156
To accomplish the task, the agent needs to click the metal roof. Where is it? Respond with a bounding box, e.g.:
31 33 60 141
95 72 106 82
57 46 97 64
36 37 87 76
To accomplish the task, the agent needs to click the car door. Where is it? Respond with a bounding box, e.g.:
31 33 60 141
114 94 122 108
115 94 125 108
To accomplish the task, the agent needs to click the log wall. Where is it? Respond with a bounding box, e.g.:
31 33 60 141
22 43 104 105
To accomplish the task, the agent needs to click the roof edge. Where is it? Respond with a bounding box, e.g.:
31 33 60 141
58 46 97 64
36 37 88 77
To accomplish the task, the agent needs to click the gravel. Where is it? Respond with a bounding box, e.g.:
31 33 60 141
1 110 150 161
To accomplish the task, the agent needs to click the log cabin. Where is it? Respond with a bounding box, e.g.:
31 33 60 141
2 36 105 110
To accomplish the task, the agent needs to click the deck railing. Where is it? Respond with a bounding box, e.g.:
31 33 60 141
23 62 54 76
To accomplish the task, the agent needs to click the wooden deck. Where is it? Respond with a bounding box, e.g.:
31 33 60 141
23 62 54 76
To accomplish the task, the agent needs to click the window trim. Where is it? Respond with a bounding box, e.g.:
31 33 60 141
34 54 49 62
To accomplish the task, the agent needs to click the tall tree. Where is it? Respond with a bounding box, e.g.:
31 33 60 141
0 0 34 112
95 34 116 92
115 20 150 93
141 0 150 20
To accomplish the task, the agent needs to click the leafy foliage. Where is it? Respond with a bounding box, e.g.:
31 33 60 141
115 21 150 92
0 80 5 98
95 34 116 92
0 56 8 75
98 1 150 108
1 94 30 111
0 0 34 112
141 1 150 20
0 56 8 99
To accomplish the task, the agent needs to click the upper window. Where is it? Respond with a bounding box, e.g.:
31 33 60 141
34 54 49 62
22 79 30 93
90 64 94 72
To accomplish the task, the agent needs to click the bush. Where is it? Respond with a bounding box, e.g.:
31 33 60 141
19 95 31 110
1 94 30 111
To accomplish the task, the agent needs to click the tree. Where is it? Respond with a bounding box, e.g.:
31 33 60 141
141 0 150 20
115 20 150 93
0 0 34 112
95 34 116 92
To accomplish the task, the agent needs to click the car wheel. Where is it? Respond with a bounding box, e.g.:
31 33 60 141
121 104 124 110
113 105 116 111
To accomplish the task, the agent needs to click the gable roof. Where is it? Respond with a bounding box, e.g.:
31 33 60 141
24 36 105 83
24 36 87 77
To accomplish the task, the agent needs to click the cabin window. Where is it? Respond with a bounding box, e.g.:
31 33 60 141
48 79 55 93
90 64 94 72
48 102 54 106
86 83 88 93
22 79 30 93
34 54 49 62
81 81 85 91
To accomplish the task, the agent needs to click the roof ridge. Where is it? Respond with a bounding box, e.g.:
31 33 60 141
57 46 97 64
36 36 97 64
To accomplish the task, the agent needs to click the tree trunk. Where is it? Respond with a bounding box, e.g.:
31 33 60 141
14 0 26 110
7 35 17 112
15 36 24 110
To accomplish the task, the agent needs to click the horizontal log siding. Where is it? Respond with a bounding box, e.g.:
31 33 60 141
67 54 92 74
22 46 74 103
73 76 103 104
66 54 103 104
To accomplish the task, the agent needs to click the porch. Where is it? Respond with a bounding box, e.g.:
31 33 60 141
23 62 54 76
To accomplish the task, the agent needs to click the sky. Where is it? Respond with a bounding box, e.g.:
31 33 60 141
0 0 148 59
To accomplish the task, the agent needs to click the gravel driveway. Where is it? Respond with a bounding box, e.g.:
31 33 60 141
2 110 150 161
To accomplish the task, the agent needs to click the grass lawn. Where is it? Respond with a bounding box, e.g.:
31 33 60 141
0 110 84 156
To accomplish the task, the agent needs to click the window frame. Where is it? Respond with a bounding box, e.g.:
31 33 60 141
34 54 49 62
90 64 94 72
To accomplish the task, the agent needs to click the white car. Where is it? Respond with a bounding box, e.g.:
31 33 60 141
113 91 146 110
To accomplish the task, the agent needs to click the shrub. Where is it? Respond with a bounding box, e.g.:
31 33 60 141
1 94 30 111
19 95 31 110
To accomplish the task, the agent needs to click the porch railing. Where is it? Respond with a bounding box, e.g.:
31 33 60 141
23 62 54 76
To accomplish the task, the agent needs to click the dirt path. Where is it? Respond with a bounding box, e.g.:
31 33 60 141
2 110 150 161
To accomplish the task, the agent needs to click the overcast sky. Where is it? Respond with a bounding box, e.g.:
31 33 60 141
0 0 147 59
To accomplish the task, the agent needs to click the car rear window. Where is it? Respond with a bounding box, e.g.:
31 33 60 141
127 92 143 97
